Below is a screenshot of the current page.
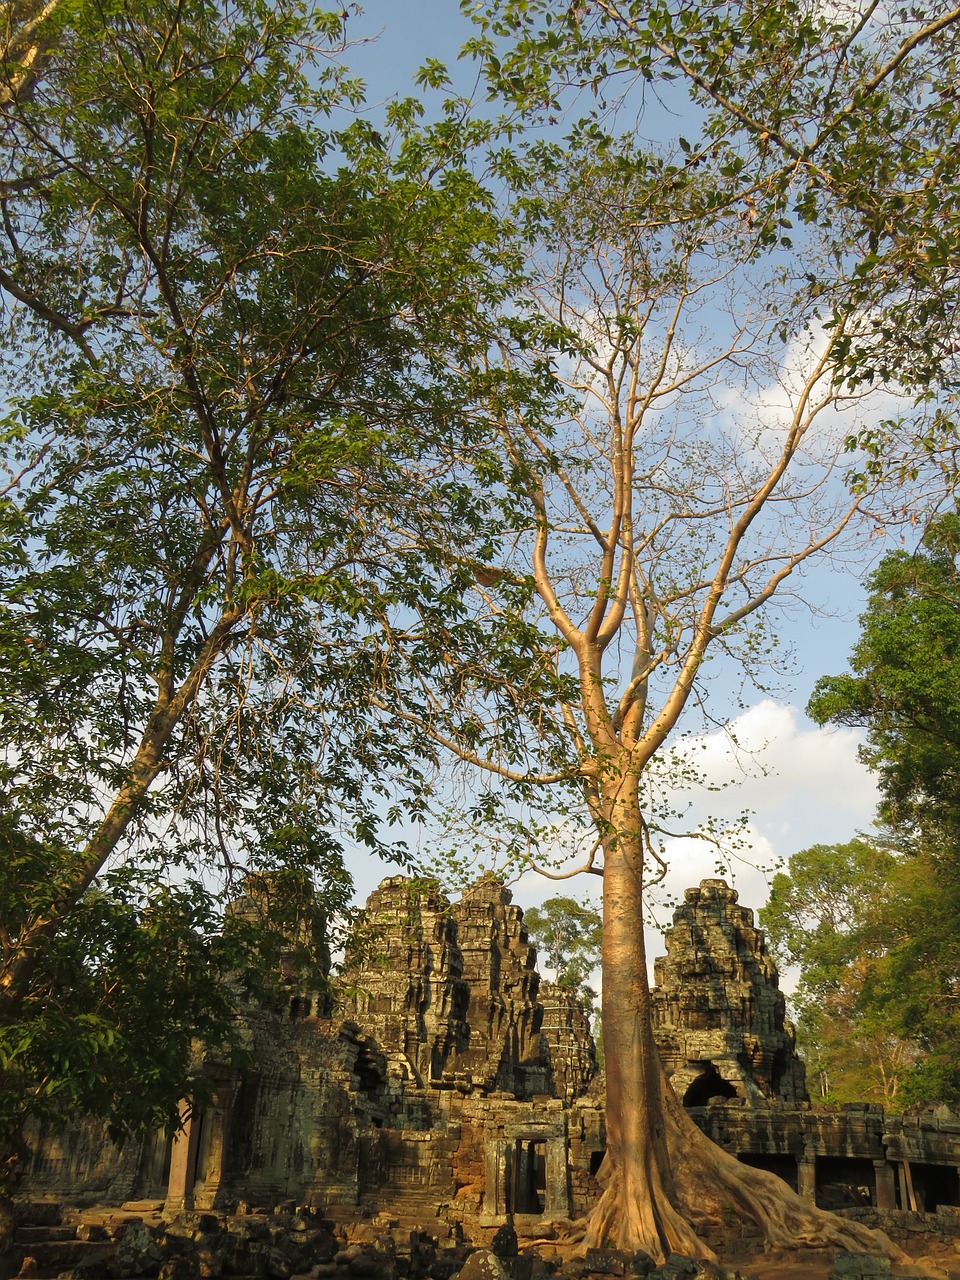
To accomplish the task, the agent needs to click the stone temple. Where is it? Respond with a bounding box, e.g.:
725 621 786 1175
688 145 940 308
18 876 960 1235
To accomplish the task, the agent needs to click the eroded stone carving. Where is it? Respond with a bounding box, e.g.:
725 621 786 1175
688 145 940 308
650 878 807 1105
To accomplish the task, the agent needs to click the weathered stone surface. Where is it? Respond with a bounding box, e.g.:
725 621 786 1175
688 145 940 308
340 878 469 1090
456 1252 509 1280
158 1256 199 1280
448 878 545 1096
582 1249 653 1277
537 984 597 1106
113 1221 162 1276
650 879 807 1105
658 1255 702 1279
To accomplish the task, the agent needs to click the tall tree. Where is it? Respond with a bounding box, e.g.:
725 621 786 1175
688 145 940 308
523 896 602 1012
806 514 960 1103
0 0 534 1192
762 836 960 1107
760 839 919 1107
382 0 960 1262
385 134 914 1263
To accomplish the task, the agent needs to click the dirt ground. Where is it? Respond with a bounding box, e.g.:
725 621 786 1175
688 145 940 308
726 1243 960 1280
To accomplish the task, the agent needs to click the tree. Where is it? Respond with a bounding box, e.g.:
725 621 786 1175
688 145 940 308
523 896 602 1012
377 0 960 1262
472 0 960 478
5 0 959 1266
386 131 905 1266
804 515 960 1103
762 837 960 1108
0 0 532 1193
760 839 919 1107
808 513 960 845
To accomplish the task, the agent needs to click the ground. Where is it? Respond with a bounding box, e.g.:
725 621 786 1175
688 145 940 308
6 1202 960 1280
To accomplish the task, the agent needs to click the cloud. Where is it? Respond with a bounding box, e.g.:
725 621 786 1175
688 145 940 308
654 699 879 882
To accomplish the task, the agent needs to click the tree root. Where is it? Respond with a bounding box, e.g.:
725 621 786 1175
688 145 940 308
584 1162 713 1262
662 1092 909 1265
570 1093 916 1269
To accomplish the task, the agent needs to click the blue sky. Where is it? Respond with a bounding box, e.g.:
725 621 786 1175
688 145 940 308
344 2 476 101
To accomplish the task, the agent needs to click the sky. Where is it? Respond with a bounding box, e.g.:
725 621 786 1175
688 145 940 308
336 0 891 977
343 2 477 102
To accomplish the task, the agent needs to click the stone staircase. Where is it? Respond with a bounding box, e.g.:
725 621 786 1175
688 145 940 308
6 1203 115 1280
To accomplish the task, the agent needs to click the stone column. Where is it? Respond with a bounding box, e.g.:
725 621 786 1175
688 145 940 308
543 1138 571 1218
193 1107 227 1210
874 1160 898 1211
483 1139 509 1219
797 1157 817 1203
164 1104 202 1218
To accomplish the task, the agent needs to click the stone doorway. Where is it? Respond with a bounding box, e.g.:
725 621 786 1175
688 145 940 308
815 1157 876 1210
483 1127 570 1221
909 1162 960 1211
682 1063 739 1107
508 1140 546 1215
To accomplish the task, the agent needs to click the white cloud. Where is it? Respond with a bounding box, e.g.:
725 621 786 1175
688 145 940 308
654 699 878 880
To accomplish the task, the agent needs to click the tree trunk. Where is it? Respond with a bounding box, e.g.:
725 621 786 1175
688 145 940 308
586 786 706 1258
585 781 905 1266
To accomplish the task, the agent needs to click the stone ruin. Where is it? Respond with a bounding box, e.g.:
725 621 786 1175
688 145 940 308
341 875 595 1105
17 875 960 1242
651 879 808 1107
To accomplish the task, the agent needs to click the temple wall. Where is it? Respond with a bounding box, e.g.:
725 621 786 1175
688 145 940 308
17 876 960 1230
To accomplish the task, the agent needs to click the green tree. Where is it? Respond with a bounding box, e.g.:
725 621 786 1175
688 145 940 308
390 118 918 1272
760 839 918 1106
809 513 960 845
882 853 960 1106
0 0 539 1200
805 515 960 1104
523 896 602 1011
762 838 960 1107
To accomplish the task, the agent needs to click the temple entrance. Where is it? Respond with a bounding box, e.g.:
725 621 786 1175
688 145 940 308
134 1128 173 1199
815 1157 876 1210
910 1162 960 1211
508 1139 546 1215
682 1063 739 1107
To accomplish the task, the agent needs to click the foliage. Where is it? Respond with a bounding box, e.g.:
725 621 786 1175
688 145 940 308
762 838 960 1106
761 839 914 1106
2 876 241 1151
760 840 898 984
801 517 960 1105
0 0 554 1160
523 895 602 1012
808 513 960 845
